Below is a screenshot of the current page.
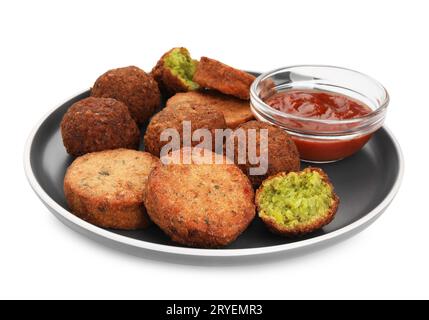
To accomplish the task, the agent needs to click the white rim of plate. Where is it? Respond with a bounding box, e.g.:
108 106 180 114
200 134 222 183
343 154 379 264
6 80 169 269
23 89 405 258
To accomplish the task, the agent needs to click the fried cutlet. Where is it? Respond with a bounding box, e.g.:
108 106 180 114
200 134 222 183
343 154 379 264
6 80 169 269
193 57 255 100
64 149 160 230
167 91 254 128
144 147 255 248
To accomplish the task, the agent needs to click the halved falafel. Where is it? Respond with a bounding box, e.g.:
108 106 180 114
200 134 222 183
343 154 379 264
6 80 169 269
151 47 199 97
226 120 300 188
91 66 161 124
64 149 161 230
256 167 339 236
144 102 226 157
61 97 140 157
145 147 255 248
193 57 255 100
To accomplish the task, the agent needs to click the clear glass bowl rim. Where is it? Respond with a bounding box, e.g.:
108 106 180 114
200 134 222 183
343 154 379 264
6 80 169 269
250 64 390 126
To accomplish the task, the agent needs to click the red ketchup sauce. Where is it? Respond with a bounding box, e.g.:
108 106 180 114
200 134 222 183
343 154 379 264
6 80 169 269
265 90 373 161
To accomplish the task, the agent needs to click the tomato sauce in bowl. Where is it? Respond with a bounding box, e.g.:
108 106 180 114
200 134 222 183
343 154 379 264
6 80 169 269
266 90 372 120
250 65 389 163
265 90 374 161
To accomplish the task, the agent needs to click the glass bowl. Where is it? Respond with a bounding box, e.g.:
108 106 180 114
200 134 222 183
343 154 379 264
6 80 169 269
250 65 389 162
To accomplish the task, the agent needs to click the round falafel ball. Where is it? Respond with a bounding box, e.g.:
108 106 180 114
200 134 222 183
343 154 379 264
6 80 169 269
144 102 226 157
91 66 161 124
61 97 140 157
145 147 255 248
226 120 300 188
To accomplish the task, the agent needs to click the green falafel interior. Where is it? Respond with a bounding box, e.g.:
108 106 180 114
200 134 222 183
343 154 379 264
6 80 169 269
164 48 199 90
258 170 334 229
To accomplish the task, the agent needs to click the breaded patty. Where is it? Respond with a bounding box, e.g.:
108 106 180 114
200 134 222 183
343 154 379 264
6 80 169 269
144 148 255 248
144 102 226 157
61 97 140 157
167 91 254 128
226 120 300 188
151 47 199 97
193 57 255 100
91 66 161 124
256 168 339 236
64 149 160 230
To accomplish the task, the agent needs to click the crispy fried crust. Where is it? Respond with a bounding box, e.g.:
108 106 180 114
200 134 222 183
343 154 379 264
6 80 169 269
61 97 140 157
143 102 226 157
150 47 194 97
193 57 255 100
167 91 254 128
91 66 161 124
227 120 300 188
255 167 340 236
64 149 160 230
145 148 255 248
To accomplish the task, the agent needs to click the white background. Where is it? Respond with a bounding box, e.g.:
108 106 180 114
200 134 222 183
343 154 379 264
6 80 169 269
1 0 428 300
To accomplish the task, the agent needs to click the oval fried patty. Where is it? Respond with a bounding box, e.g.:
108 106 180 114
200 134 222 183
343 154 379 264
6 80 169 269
145 148 255 248
167 91 254 128
193 57 255 100
64 149 160 230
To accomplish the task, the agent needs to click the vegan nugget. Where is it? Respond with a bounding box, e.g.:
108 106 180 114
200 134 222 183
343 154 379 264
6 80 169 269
91 66 161 124
61 97 140 157
193 57 255 100
144 102 226 157
226 120 300 188
256 168 339 236
167 91 254 128
64 149 160 230
145 148 255 248
151 47 199 97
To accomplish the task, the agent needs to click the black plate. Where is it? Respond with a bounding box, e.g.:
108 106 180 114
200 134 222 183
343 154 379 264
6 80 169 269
25 86 403 258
